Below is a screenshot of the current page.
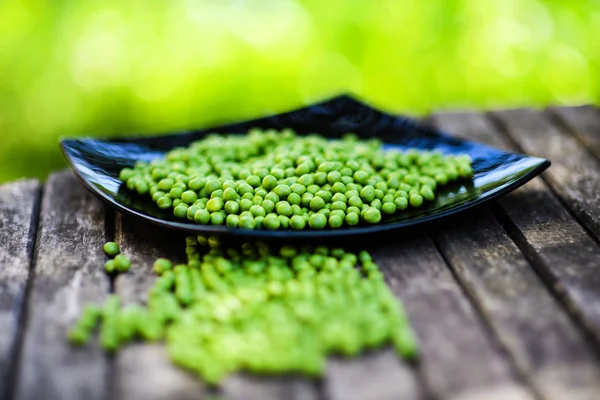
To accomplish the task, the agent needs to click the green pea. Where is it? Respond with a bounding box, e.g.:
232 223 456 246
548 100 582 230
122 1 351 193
382 202 396 214
286 192 301 206
180 190 198 204
254 188 267 198
298 174 314 186
331 182 346 194
264 214 281 230
371 198 382 210
273 184 291 199
309 213 327 229
395 190 408 199
224 200 239 214
306 184 320 195
205 180 222 194
158 178 174 191
278 215 289 229
174 204 188 219
345 212 359 226
276 201 292 216
458 164 473 178
114 254 131 272
420 185 435 201
226 214 239 228
239 215 256 230
188 177 205 191
314 172 327 185
100 295 120 352
119 168 135 181
151 191 165 202
169 187 183 199
409 194 423 207
104 260 116 273
186 205 200 220
327 171 342 184
359 250 372 264
239 198 253 212
304 195 323 211
250 205 266 217
434 172 448 185
222 187 238 202
353 170 369 184
157 196 172 210
210 189 223 199
261 199 275 213
210 212 225 225
313 191 329 204
103 242 120 257
290 215 306 230
328 214 343 228
206 198 224 212
153 258 172 274
360 185 375 202
194 209 211 224
237 183 254 195
348 196 363 208
331 201 347 211
364 208 381 224
261 175 277 190
347 206 360 215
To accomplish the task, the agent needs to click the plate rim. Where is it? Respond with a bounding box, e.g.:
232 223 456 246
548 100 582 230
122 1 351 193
59 94 551 237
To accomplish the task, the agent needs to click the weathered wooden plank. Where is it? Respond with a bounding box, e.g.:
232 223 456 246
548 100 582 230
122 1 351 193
0 179 41 398
430 112 600 399
482 109 600 339
548 105 600 161
325 351 421 400
15 171 111 400
114 214 319 400
489 108 600 242
113 213 203 400
222 375 317 400
371 233 533 400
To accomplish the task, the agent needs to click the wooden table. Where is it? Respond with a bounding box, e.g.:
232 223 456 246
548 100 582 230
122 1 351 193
2 106 600 400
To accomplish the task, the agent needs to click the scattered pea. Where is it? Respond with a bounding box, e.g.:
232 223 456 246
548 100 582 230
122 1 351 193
114 254 131 272
103 242 120 257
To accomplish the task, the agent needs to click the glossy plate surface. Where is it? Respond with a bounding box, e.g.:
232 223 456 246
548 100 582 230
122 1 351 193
60 95 550 237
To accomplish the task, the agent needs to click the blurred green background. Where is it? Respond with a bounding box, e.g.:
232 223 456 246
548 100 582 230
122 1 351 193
0 0 598 183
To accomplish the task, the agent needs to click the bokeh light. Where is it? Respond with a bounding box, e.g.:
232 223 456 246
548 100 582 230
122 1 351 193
0 0 598 182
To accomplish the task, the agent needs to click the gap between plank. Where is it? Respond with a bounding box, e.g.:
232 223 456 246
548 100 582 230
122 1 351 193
105 208 117 400
3 185 44 400
485 111 600 249
104 208 116 294
426 231 542 400
489 201 600 358
545 108 600 166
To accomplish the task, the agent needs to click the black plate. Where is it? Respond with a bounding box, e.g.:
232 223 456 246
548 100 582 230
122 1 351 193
60 94 550 237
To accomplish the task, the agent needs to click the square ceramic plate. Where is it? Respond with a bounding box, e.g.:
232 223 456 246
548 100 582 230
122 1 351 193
60 95 550 237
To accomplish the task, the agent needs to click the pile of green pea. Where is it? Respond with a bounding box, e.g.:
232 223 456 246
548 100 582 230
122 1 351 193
119 129 473 229
68 236 418 384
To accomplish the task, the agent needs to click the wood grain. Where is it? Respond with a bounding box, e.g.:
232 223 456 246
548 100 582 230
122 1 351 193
325 351 422 400
371 233 533 400
430 112 600 399
0 179 41 397
15 172 111 400
548 105 600 161
113 213 203 400
489 108 600 242
114 214 319 400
